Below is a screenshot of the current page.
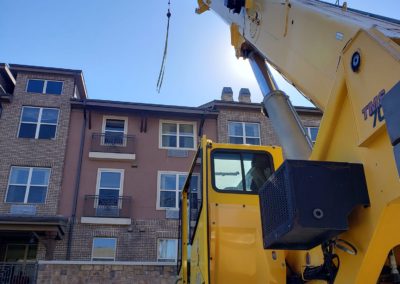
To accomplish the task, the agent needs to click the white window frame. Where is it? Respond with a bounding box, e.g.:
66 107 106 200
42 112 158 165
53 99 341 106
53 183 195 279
306 126 319 143
156 171 199 210
101 116 128 146
26 79 63 95
228 121 261 145
91 237 117 261
18 106 60 139
96 168 124 197
5 166 51 204
159 120 197 150
157 238 178 262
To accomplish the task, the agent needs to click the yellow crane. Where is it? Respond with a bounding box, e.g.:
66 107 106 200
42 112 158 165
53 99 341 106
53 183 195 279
178 1 400 283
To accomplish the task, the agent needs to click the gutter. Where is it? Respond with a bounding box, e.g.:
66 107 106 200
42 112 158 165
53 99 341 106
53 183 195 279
66 101 87 260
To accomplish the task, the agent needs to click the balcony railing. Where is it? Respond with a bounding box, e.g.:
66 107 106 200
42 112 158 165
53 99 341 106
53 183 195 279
83 195 132 218
0 262 38 284
90 133 135 154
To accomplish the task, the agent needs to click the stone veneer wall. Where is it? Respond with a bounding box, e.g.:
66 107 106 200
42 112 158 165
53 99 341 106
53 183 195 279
37 262 177 284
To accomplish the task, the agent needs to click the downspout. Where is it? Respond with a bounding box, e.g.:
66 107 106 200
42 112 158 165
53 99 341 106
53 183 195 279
66 101 87 260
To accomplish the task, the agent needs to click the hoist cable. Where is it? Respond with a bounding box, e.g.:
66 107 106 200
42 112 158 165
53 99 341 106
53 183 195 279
156 1 171 93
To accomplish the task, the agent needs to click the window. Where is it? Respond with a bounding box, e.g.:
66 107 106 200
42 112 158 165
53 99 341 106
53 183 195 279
158 239 178 262
18 107 59 139
160 121 196 149
91 238 117 261
157 172 199 210
6 167 50 204
306 127 319 143
102 116 127 145
5 244 38 263
26 79 63 95
213 151 273 193
228 122 260 145
96 169 124 216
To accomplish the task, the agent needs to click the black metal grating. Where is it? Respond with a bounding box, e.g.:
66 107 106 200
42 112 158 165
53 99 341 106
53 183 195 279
259 164 292 234
259 160 370 250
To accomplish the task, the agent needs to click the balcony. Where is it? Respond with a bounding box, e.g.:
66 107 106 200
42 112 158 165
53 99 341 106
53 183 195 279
0 262 38 284
89 133 136 161
81 195 132 225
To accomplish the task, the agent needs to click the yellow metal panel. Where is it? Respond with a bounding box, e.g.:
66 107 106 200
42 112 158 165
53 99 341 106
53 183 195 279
206 142 285 283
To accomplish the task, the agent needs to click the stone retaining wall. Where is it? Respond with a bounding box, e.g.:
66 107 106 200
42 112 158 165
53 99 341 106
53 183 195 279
37 261 177 284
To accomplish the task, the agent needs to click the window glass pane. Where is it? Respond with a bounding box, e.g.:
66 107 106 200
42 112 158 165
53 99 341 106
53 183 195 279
179 136 194 148
178 175 187 191
228 122 243 136
100 172 121 188
160 174 176 190
6 185 26 202
179 124 193 135
99 188 119 198
243 153 272 192
190 176 199 191
158 239 177 260
5 245 26 262
45 81 63 95
105 119 125 132
99 189 119 206
229 137 243 144
38 125 56 139
160 191 176 208
213 153 243 191
41 109 59 124
245 137 260 145
309 127 319 142
21 107 39 123
245 123 260 137
27 80 44 93
27 186 47 203
31 168 50 185
162 135 177 148
18 124 37 138
104 132 124 145
92 238 116 260
162 123 177 135
10 168 30 184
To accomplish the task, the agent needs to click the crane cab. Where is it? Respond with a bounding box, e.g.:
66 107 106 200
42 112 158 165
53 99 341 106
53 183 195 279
178 136 286 284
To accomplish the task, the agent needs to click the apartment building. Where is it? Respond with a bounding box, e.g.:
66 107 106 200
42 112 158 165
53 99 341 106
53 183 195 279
0 63 322 283
56 99 218 263
0 64 87 282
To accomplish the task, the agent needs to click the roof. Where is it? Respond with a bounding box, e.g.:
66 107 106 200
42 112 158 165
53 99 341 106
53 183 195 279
200 100 323 115
8 63 88 99
71 99 219 118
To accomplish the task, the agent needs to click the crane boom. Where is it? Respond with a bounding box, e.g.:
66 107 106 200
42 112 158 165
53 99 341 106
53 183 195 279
177 1 400 283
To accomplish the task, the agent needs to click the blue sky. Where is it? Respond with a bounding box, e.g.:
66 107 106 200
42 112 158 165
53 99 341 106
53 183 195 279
0 1 398 107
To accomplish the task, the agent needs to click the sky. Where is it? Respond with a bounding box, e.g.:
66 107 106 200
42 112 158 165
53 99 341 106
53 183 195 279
0 0 399 107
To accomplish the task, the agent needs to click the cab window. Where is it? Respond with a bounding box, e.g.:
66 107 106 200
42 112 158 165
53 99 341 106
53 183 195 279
212 150 273 193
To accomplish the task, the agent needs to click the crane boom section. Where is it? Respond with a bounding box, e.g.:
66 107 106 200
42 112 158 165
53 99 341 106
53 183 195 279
204 0 400 111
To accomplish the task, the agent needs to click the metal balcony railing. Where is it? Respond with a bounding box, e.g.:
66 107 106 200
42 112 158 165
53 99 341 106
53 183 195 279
83 195 132 218
90 133 135 154
0 262 38 284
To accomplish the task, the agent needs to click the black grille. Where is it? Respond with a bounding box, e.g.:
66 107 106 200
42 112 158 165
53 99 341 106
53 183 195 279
259 160 370 250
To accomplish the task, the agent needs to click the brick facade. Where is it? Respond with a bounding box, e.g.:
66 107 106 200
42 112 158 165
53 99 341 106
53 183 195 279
54 220 178 261
0 72 75 216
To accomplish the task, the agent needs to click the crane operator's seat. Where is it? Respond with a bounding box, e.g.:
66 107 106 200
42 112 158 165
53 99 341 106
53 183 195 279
249 154 272 192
